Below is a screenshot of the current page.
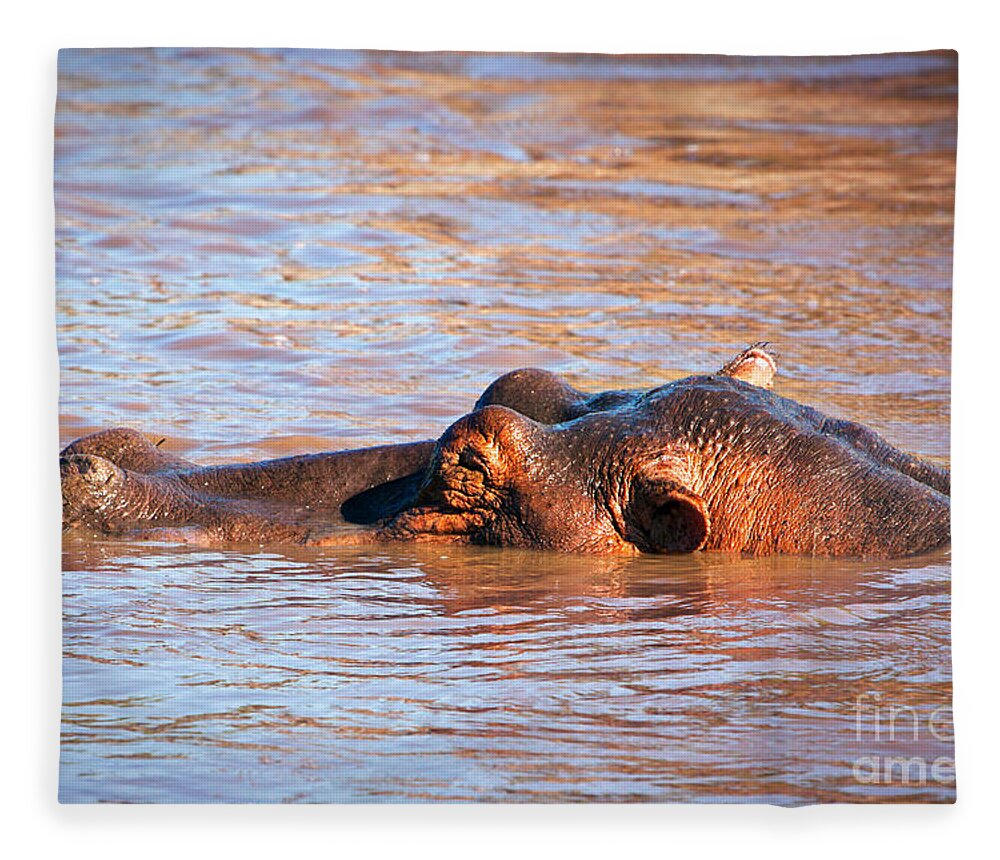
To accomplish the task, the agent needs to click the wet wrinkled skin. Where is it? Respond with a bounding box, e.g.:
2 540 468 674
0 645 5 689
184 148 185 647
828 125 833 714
60 345 949 558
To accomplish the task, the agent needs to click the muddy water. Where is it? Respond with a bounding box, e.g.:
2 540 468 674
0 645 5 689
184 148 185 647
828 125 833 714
56 49 955 803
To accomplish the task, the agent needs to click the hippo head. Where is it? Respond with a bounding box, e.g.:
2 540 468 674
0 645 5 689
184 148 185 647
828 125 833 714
60 345 949 558
382 346 949 557
388 402 710 553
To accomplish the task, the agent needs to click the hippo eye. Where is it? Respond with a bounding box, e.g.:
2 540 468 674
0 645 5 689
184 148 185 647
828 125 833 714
626 476 710 554
458 448 491 474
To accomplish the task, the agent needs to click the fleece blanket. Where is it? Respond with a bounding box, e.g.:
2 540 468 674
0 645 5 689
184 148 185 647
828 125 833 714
57 48 955 804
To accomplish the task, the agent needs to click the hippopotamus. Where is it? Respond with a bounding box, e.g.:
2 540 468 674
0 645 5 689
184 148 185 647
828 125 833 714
60 345 950 557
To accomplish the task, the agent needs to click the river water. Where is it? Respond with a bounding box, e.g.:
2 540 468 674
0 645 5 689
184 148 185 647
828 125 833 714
56 49 955 803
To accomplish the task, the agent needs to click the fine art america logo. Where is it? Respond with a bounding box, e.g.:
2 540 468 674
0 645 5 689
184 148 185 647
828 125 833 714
853 693 955 787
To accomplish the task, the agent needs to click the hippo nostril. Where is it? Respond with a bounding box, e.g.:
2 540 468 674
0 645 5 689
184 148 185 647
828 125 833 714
61 454 122 491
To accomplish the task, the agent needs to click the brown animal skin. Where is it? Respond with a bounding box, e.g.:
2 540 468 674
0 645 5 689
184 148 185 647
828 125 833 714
60 345 950 557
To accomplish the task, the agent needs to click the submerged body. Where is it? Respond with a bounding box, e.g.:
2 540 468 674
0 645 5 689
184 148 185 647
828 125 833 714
61 346 950 558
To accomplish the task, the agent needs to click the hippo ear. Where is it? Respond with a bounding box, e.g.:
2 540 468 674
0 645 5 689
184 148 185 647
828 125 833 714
719 343 776 389
626 476 710 553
